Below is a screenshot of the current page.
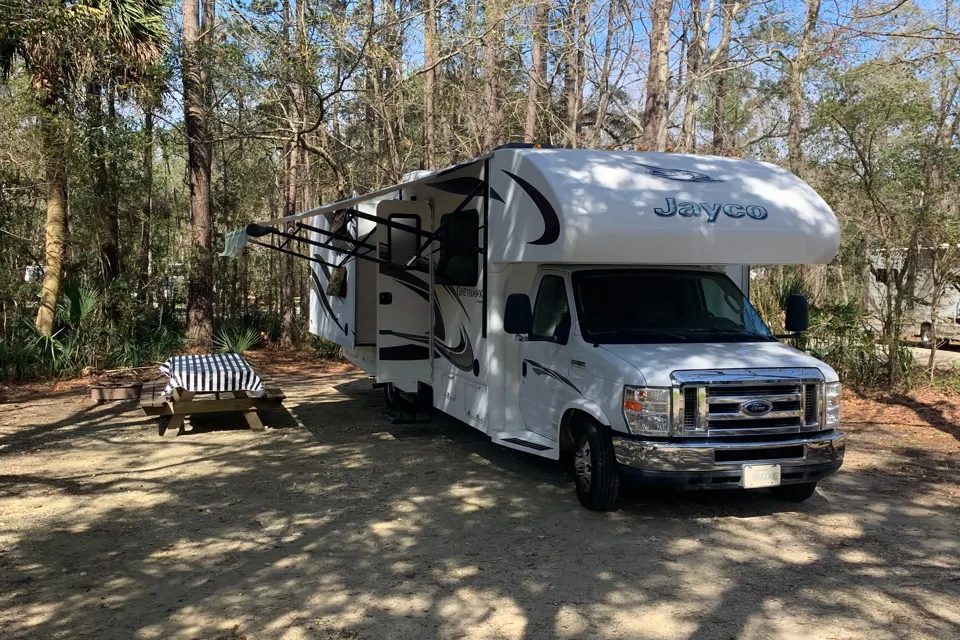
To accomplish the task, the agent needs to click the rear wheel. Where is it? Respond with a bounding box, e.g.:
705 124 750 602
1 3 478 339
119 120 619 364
770 482 818 502
572 419 620 511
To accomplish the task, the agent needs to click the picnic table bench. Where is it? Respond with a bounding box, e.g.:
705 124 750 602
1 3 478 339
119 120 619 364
139 353 285 438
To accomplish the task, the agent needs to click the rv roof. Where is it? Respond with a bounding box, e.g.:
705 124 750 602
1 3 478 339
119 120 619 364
486 149 840 266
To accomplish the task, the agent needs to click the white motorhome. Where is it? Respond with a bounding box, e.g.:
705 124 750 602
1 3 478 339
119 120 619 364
223 147 846 510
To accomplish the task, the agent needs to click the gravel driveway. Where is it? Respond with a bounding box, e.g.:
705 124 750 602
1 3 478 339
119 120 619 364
0 367 957 639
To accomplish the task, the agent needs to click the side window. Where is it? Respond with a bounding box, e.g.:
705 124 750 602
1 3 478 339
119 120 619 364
388 214 421 266
531 275 570 343
700 277 742 324
436 210 480 286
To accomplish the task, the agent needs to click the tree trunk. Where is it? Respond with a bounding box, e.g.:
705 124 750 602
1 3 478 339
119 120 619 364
562 0 583 148
35 107 68 337
139 109 154 295
712 69 728 153
87 84 121 283
424 0 438 168
281 144 297 348
787 0 821 176
641 0 674 151
482 0 502 152
279 0 297 348
184 0 215 349
524 1 549 143
711 0 740 155
679 0 704 152
587 0 616 147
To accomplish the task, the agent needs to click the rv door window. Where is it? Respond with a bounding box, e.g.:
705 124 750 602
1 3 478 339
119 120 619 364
388 214 421 267
530 275 570 344
436 210 480 286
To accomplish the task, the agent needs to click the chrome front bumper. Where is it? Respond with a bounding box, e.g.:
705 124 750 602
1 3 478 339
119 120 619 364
612 430 845 488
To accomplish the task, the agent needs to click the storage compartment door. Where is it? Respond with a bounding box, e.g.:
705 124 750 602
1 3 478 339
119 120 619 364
376 200 433 385
308 213 356 349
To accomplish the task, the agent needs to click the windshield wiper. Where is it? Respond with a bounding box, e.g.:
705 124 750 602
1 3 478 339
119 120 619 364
684 327 772 339
589 328 689 342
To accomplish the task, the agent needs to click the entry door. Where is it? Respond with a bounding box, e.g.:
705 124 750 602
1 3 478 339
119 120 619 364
375 200 433 386
519 273 576 438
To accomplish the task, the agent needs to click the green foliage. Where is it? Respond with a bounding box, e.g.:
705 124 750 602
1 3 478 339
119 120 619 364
750 268 807 335
806 301 913 389
0 278 186 381
213 326 262 354
311 336 343 361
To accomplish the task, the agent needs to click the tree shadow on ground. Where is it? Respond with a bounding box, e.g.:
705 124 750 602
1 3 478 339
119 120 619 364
867 391 960 442
0 373 956 639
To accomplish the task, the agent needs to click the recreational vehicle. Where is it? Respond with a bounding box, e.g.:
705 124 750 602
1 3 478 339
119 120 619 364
223 147 846 510
866 247 960 347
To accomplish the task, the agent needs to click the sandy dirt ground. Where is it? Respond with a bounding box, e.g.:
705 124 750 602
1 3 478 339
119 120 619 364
0 360 957 640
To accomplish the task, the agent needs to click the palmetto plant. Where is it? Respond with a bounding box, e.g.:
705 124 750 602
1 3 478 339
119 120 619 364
214 327 262 354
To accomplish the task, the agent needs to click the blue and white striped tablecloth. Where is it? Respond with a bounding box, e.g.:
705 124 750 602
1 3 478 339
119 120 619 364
159 353 264 397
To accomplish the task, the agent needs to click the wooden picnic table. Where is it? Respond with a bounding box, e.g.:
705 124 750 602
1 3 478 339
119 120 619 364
139 354 285 438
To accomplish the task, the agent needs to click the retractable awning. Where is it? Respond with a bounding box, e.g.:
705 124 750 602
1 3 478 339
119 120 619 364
219 156 488 258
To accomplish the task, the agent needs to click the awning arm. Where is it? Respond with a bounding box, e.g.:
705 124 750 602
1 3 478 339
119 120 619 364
247 239 339 268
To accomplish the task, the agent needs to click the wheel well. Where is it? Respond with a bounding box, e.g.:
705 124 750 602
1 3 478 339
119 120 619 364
559 409 594 456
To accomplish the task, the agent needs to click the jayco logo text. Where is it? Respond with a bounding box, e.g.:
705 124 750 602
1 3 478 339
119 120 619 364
654 197 768 222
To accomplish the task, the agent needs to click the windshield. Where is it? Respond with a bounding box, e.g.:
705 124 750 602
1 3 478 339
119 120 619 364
572 269 775 344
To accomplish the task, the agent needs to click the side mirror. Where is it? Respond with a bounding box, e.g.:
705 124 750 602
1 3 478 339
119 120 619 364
785 294 809 333
504 293 533 335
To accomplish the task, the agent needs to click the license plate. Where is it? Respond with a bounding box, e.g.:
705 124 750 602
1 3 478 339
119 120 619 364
742 464 781 489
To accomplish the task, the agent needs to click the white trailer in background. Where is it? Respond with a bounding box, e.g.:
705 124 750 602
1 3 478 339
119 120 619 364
223 146 846 510
866 247 960 347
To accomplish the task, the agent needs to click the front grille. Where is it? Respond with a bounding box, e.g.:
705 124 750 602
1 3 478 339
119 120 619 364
804 384 819 425
674 369 823 437
683 387 697 429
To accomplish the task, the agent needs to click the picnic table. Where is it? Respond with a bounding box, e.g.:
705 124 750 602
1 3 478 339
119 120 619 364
140 353 285 438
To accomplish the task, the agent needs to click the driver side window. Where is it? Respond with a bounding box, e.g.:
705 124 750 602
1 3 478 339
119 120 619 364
700 277 742 324
531 275 570 343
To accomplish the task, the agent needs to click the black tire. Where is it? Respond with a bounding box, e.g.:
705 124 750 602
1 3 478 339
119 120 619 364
770 482 818 502
920 324 932 348
572 419 620 511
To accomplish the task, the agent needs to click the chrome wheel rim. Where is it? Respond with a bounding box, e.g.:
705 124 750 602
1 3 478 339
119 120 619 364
574 439 592 491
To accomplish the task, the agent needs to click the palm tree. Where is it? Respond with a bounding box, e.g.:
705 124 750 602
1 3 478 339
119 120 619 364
0 0 167 336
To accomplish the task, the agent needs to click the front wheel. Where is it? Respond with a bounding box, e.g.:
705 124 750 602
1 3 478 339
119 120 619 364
770 482 818 502
572 420 620 511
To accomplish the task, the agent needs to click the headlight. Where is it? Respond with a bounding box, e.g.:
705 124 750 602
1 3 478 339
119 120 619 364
824 382 841 429
623 386 671 435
